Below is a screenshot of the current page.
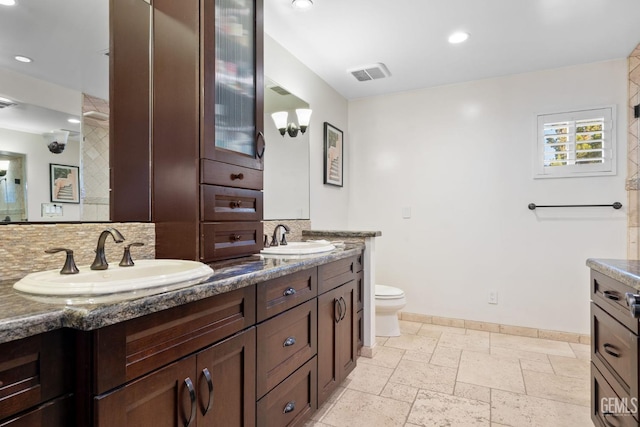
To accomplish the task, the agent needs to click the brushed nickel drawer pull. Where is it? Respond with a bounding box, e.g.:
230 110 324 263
603 290 620 301
603 343 621 358
283 287 296 296
283 337 296 347
230 173 244 180
183 377 196 427
283 401 296 414
202 368 214 415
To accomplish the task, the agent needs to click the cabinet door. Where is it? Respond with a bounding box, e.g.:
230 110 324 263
317 280 358 406
196 328 256 427
94 358 197 427
202 0 264 170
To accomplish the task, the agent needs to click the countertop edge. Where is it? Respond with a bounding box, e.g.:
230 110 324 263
302 230 382 238
0 246 364 344
586 258 640 290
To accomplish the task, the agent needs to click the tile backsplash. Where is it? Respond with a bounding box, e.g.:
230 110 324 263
0 222 155 281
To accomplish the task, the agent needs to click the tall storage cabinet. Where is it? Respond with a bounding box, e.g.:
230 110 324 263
111 0 264 262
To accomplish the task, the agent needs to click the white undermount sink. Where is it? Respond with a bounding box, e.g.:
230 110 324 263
260 241 336 256
13 259 214 297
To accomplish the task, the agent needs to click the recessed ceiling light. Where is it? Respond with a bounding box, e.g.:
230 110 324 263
14 55 32 63
448 31 470 44
0 0 16 6
68 118 81 124
292 0 313 9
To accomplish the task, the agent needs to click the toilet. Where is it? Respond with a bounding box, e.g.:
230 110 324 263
375 285 406 337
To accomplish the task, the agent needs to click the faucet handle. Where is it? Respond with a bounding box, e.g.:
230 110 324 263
119 242 145 267
45 247 80 275
263 234 270 248
280 233 289 246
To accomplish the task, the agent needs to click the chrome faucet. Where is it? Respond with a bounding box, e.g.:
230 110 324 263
90 228 125 270
271 224 291 246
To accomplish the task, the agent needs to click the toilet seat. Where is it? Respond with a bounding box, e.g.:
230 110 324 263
375 284 405 300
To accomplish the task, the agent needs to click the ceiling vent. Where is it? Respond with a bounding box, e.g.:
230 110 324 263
348 63 391 82
269 85 291 96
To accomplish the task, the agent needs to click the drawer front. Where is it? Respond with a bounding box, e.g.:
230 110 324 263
318 256 356 294
201 185 263 222
201 159 263 190
257 268 318 322
93 285 256 394
0 330 71 421
592 364 639 426
591 302 639 399
257 300 317 398
201 222 263 261
592 270 640 334
1 394 73 427
257 356 317 427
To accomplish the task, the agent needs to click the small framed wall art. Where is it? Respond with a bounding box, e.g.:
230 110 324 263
50 163 80 203
323 122 344 187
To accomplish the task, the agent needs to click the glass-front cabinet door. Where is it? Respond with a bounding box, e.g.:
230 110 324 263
202 0 264 170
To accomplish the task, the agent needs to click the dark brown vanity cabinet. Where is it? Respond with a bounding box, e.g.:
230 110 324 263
111 0 264 262
0 330 74 426
317 260 358 406
590 270 640 427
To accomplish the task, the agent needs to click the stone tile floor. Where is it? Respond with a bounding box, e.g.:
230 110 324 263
305 320 592 427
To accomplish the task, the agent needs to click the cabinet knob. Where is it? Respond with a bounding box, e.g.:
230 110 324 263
230 200 243 209
283 336 297 347
183 377 196 427
283 287 297 297
231 234 242 241
230 173 244 180
283 401 296 414
202 368 214 415
625 292 640 318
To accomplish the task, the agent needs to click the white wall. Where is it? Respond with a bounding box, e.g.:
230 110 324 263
0 128 81 221
347 60 628 334
264 35 350 228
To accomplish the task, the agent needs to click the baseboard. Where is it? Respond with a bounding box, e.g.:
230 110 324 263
399 311 590 345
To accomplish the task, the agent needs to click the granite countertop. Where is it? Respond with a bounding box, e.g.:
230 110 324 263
0 244 363 345
586 258 640 290
302 230 382 238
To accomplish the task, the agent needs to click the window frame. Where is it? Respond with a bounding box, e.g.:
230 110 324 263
534 105 616 179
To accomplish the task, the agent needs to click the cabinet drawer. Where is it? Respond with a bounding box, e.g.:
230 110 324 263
0 330 71 421
91 286 256 394
257 356 317 427
1 394 73 427
591 302 639 400
592 270 640 334
592 364 639 426
257 268 318 322
201 185 263 222
201 222 263 261
201 159 263 190
257 300 317 398
318 256 356 294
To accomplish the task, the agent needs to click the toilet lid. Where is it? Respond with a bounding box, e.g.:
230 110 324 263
375 285 404 299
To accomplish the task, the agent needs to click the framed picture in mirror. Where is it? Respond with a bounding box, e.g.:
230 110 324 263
50 164 80 204
323 122 344 187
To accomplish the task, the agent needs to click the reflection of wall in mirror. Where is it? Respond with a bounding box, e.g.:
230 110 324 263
81 94 110 221
0 153 26 222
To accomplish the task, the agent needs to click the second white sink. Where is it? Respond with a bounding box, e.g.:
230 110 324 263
13 259 214 297
260 241 335 256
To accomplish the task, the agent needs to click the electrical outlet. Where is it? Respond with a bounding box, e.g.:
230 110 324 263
488 290 498 304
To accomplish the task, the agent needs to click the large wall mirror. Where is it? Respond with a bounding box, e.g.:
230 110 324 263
264 77 310 220
0 0 108 222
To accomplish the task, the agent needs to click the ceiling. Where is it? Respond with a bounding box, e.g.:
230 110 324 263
264 0 640 100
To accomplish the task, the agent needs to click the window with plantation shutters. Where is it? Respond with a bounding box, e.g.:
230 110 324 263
535 106 616 178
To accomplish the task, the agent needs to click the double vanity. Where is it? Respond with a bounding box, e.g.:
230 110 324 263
0 238 370 426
